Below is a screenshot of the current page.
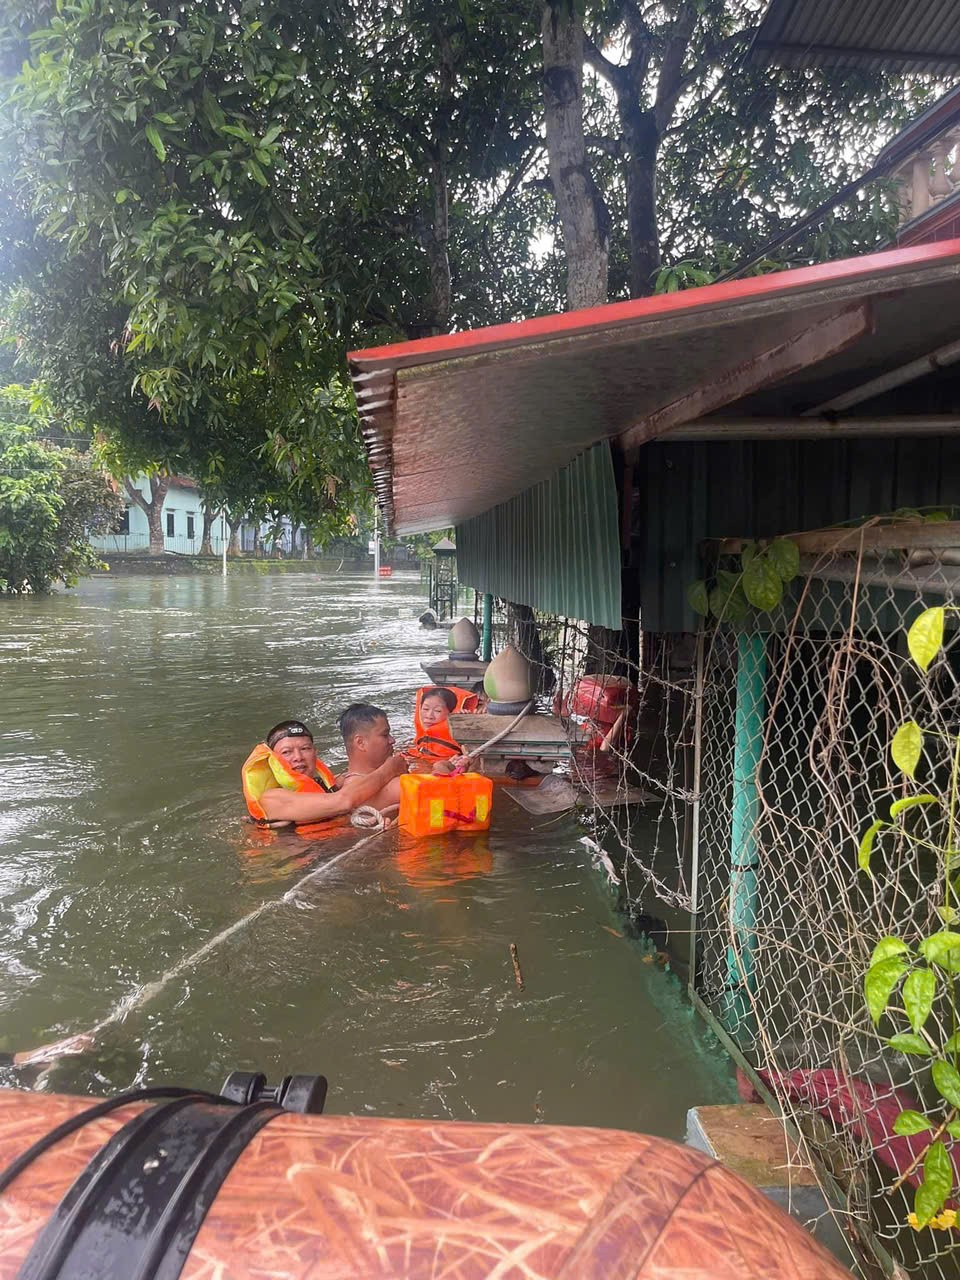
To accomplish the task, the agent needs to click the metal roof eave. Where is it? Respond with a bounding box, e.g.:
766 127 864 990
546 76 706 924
349 239 960 536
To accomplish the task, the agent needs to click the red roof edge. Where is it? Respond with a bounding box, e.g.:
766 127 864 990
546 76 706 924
348 239 960 370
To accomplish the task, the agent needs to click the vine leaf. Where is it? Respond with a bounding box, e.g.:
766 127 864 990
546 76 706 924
944 1032 960 1055
890 722 923 779
894 1109 934 1134
949 1121 960 1141
768 538 800 583
932 1060 960 1107
890 794 938 819
864 957 907 1025
903 968 936 1032
742 556 783 611
871 937 910 965
915 1140 953 1226
686 580 709 617
859 820 887 877
887 1034 931 1057
920 932 960 973
908 607 945 673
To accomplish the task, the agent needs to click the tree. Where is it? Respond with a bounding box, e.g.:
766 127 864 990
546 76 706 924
123 473 169 553
0 385 122 593
541 0 936 301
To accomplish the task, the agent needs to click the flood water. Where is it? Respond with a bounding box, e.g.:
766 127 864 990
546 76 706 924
0 571 732 1132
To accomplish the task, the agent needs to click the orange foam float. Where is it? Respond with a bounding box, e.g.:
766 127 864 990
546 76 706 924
0 1090 851 1279
398 771 493 836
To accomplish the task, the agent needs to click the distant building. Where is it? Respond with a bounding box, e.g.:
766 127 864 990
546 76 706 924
89 475 227 555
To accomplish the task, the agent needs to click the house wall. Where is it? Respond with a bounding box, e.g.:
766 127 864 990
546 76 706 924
633 434 960 632
88 477 226 555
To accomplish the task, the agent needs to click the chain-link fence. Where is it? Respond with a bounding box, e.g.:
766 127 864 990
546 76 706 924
692 528 960 1278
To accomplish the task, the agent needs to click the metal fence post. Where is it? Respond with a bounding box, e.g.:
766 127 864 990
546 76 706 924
688 628 706 995
724 630 767 1039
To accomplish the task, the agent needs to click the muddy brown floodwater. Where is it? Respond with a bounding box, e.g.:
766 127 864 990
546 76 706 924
0 571 733 1129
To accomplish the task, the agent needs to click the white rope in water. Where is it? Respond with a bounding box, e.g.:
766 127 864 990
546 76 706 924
57 822 395 1057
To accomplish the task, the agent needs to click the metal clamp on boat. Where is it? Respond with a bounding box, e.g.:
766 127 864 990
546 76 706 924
0 1070 327 1280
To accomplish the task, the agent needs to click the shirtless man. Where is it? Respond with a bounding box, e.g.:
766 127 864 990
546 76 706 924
259 720 405 823
336 704 404 811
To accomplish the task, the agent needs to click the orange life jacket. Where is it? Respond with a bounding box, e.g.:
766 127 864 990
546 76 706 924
409 686 479 761
241 743 339 822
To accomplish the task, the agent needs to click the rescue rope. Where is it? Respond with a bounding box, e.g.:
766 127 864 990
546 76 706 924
454 700 534 771
349 804 399 831
30 822 396 1078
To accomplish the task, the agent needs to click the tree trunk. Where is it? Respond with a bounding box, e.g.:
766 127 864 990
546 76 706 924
253 523 261 558
620 102 661 297
123 475 169 554
541 2 609 310
422 156 451 334
200 503 215 556
227 513 243 556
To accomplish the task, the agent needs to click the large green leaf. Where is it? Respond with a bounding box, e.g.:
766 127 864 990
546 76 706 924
903 968 936 1032
932 1060 960 1107
908 607 945 673
864 956 907 1025
893 1108 933 1134
870 936 910 965
767 538 800 583
890 722 923 780
742 555 783 611
686 580 709 617
144 123 166 163
915 1140 954 1226
887 1034 931 1057
920 932 960 973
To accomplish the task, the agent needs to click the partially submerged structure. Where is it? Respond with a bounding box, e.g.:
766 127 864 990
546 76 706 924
350 232 960 1273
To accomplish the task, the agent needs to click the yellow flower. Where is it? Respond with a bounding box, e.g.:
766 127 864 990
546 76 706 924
907 1209 957 1231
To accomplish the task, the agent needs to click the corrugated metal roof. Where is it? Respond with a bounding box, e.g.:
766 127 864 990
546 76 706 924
348 240 960 535
750 0 960 73
455 442 622 630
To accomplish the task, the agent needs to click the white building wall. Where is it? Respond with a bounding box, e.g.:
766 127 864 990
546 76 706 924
89 477 231 555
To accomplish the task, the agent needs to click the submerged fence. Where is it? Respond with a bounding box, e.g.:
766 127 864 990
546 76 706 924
691 528 960 1278
480 521 960 1276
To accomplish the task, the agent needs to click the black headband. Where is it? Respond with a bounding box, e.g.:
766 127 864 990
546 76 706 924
266 721 313 750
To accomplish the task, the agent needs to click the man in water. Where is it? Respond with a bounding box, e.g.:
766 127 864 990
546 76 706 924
337 704 405 810
257 720 405 823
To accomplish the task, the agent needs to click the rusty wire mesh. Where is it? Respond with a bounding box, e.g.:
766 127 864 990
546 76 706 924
692 534 960 1278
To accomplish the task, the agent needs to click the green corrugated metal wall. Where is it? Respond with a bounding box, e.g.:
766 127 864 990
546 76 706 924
455 442 622 629
634 436 960 632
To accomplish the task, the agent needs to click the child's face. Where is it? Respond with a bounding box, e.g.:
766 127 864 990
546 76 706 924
420 695 450 729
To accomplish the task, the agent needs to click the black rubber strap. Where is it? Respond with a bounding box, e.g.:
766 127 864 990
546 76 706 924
0 1087 224 1197
15 1097 284 1280
133 1101 281 1280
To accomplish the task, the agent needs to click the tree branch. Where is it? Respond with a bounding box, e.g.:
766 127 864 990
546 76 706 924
583 32 621 87
654 0 699 133
123 477 148 513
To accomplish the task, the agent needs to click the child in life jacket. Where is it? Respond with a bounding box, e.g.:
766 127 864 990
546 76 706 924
409 686 481 769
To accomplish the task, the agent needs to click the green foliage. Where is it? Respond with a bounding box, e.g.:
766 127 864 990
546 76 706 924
688 537 800 625
0 384 121 592
859 609 960 1225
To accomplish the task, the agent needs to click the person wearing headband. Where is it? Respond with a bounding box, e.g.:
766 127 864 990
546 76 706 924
255 719 405 823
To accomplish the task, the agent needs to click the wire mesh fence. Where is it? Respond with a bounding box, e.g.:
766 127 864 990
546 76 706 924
693 528 960 1278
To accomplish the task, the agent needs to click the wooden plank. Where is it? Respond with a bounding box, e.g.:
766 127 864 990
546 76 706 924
618 304 872 451
449 713 570 746
709 519 960 555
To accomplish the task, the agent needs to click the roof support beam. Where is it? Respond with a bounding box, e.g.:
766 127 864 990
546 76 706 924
618 304 872 453
661 415 960 440
802 337 960 415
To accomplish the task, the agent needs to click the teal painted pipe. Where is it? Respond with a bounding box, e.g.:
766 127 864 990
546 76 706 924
724 631 767 1039
481 592 493 662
